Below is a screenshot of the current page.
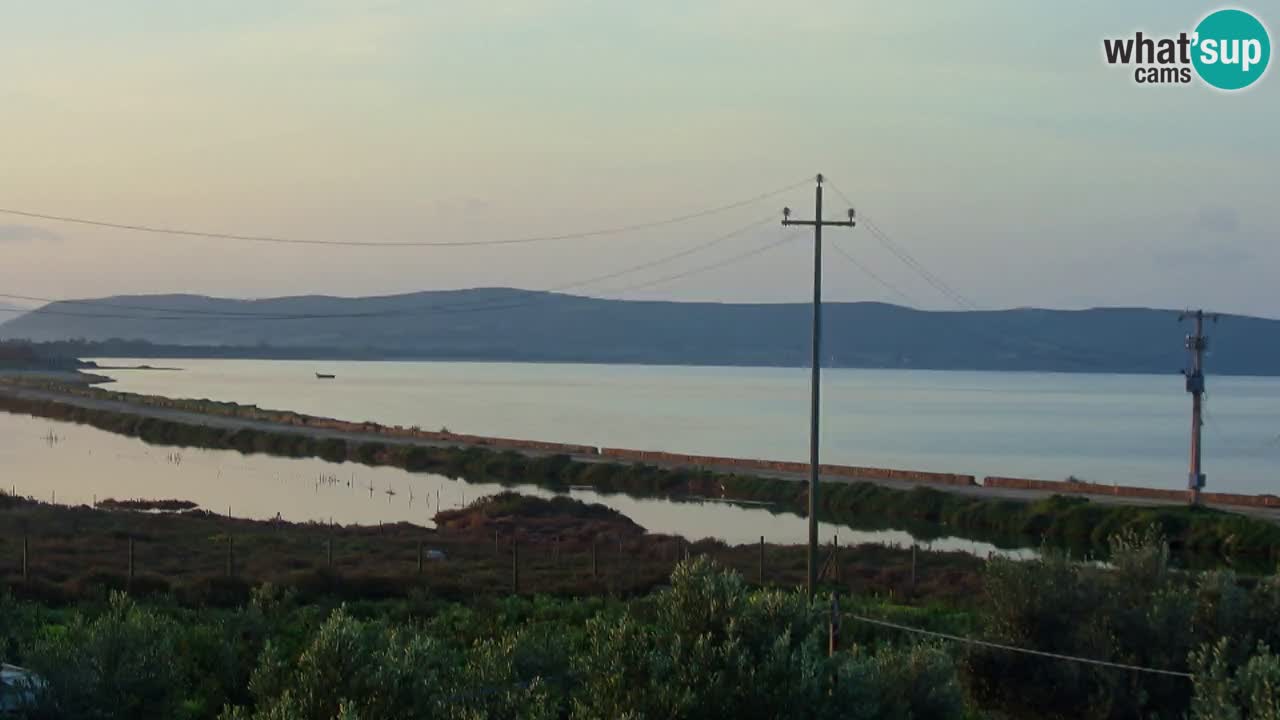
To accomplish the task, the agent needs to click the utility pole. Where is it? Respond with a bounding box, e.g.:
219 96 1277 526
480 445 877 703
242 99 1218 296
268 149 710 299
782 173 855 601
1180 309 1217 505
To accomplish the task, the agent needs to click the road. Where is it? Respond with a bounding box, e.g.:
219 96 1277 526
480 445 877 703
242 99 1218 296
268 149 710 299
2 379 1278 525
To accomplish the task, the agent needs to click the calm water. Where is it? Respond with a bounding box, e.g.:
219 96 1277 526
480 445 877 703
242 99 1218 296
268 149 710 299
90 359 1280 494
0 411 1021 556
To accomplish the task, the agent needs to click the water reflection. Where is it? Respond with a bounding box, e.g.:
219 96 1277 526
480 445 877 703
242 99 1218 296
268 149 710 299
0 411 1030 558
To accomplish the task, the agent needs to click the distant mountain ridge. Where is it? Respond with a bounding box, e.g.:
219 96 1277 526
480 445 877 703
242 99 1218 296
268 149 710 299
1 288 1277 375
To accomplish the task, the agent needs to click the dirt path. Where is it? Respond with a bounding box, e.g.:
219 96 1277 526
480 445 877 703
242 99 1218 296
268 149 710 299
2 381 1277 525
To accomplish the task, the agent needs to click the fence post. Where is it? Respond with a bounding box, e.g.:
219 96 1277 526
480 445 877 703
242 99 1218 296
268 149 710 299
494 530 500 554
553 535 560 565
226 535 235 577
759 536 765 585
326 537 333 568
512 537 519 594
128 537 135 591
22 534 29 583
910 544 917 595
828 593 841 657
417 540 424 575
591 539 598 579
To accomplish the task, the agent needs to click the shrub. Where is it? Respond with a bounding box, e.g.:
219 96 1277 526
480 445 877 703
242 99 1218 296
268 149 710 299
571 556 965 720
25 593 184 719
1190 638 1280 720
225 608 457 720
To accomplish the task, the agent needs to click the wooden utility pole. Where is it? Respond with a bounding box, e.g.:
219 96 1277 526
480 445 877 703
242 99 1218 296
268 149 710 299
782 174 856 601
1181 310 1217 505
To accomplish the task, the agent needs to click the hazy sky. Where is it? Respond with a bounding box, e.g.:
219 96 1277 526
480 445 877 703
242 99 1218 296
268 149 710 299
1 1 1276 316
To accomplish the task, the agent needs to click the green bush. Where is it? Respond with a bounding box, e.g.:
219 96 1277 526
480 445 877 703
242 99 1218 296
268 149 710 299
224 608 458 720
1190 638 1280 720
968 528 1279 719
571 556 964 720
25 593 184 719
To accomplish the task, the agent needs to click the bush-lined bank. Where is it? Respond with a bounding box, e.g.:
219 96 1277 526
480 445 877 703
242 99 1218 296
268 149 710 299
2 390 1278 563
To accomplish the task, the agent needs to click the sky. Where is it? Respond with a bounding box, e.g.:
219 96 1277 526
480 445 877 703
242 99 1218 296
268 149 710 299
1 1 1277 316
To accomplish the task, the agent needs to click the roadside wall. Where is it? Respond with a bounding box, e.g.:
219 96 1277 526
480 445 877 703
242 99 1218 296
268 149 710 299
982 476 1280 509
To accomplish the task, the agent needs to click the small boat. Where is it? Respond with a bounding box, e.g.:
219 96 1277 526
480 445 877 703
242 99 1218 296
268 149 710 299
315 372 336 379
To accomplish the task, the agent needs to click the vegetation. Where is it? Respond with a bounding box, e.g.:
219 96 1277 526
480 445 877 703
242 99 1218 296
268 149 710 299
964 527 1280 719
0 492 981 606
0 343 85 371
2 390 1277 564
1 532 1279 719
94 498 199 512
434 492 645 542
0 559 967 720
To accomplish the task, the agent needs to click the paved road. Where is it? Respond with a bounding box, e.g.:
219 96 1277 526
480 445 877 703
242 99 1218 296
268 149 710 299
3 381 1278 525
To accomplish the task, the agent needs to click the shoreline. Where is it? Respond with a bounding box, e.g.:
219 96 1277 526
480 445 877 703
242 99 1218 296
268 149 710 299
4 372 1278 516
1 376 1278 563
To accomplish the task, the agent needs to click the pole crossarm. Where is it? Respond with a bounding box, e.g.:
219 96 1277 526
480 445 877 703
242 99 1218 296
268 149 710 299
782 219 856 228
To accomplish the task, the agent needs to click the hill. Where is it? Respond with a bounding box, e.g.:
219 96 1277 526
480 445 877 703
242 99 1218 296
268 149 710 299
1 288 1277 374
0 301 28 320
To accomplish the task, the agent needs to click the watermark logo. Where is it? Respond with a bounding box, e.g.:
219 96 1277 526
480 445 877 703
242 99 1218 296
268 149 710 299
1103 8 1270 90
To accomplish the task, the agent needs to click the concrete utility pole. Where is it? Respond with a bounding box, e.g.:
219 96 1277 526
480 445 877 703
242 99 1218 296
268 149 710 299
782 174 855 601
1180 309 1218 505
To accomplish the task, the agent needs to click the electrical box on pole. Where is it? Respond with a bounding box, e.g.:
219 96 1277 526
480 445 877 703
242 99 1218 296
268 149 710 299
1180 309 1218 505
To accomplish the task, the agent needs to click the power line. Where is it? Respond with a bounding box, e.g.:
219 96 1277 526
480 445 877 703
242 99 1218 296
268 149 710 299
0 217 781 323
845 613 1194 679
605 231 800 295
825 182 978 310
862 219 979 310
828 240 916 307
0 178 808 249
0 215 773 319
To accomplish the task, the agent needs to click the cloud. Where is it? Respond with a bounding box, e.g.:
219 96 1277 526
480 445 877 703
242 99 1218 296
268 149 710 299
0 224 62 243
